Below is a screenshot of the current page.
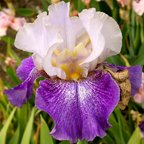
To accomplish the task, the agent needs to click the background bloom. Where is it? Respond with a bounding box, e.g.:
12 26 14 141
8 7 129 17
0 9 26 37
0 11 12 36
117 0 130 7
134 73 144 104
133 0 144 16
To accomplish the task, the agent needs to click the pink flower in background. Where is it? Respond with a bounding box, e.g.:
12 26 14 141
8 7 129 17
134 73 144 104
117 0 129 7
0 11 12 36
0 9 26 37
10 18 26 31
133 0 144 16
84 0 91 5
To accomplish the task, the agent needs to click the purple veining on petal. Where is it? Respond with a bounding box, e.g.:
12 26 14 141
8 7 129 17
35 71 120 142
16 57 35 81
5 68 40 107
104 63 142 96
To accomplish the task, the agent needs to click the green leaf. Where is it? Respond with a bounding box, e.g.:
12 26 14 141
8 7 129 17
108 114 123 143
9 127 20 144
141 139 144 144
39 0 49 11
40 115 54 144
128 127 141 144
17 104 29 140
5 36 21 66
102 134 115 144
77 140 88 144
106 55 124 65
6 67 20 85
114 108 130 143
0 108 16 144
20 108 35 144
1 36 14 45
99 1 112 16
138 43 144 56
16 8 37 17
132 54 144 65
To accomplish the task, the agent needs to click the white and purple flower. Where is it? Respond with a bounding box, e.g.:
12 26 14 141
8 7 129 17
5 1 142 142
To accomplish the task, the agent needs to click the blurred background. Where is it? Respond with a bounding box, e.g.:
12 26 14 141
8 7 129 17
0 0 144 144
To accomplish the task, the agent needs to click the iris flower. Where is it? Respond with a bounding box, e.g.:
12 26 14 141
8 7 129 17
5 1 142 142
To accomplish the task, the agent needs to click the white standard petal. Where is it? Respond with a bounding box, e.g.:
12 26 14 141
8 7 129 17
95 12 122 63
79 9 122 68
48 1 83 50
79 8 105 65
14 12 62 58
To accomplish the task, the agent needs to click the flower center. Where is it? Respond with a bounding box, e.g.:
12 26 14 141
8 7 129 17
51 35 91 80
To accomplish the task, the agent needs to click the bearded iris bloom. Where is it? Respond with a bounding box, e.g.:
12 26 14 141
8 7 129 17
5 1 142 143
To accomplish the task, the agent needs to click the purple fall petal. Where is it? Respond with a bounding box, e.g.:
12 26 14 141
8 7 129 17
35 71 120 142
127 66 142 96
16 57 35 81
104 63 142 96
5 68 40 107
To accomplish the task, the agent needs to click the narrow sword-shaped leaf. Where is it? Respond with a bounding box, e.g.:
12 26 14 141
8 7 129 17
21 108 35 144
40 115 54 144
0 107 16 144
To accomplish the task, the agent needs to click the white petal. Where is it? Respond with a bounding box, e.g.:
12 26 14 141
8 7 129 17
67 17 84 50
32 53 43 70
43 44 66 79
48 1 83 50
48 2 69 49
14 12 62 57
95 12 122 63
79 8 105 65
79 10 122 67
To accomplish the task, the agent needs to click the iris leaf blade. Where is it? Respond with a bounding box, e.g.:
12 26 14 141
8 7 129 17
0 107 16 144
20 108 35 144
40 115 54 144
128 127 141 144
8 126 20 144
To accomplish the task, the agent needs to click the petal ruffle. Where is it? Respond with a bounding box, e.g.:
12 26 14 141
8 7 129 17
5 68 40 107
48 1 83 50
35 71 120 142
104 63 142 96
14 12 62 58
79 9 105 65
16 57 35 81
79 9 122 67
